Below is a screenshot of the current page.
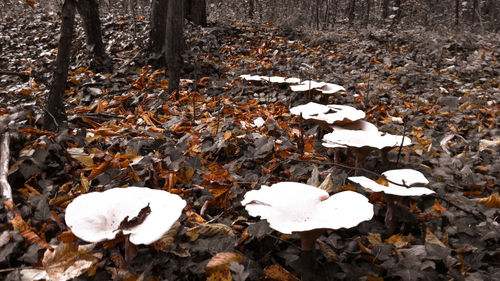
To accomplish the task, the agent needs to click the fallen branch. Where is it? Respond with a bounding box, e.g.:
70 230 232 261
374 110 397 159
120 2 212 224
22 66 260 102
0 132 13 220
0 70 30 79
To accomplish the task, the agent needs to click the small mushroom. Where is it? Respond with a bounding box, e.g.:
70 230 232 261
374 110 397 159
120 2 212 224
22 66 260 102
65 187 186 245
242 182 373 279
348 169 434 233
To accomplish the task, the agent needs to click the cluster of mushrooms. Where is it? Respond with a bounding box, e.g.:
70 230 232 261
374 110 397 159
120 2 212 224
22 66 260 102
56 76 435 280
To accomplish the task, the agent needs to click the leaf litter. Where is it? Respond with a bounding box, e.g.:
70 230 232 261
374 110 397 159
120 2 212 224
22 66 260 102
0 4 499 281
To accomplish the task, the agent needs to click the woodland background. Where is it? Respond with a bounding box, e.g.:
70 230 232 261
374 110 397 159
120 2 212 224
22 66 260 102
0 0 499 280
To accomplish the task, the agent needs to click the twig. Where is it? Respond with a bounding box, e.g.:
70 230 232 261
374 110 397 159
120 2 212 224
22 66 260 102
396 116 407 165
0 132 14 220
215 105 224 135
0 70 30 79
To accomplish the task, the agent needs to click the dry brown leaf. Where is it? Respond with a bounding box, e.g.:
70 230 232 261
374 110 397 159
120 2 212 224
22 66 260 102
186 223 235 242
264 264 299 281
357 237 371 254
87 160 110 181
317 239 338 262
385 233 415 249
10 213 53 250
475 192 500 208
367 233 383 246
206 252 243 274
433 199 446 214
425 228 446 247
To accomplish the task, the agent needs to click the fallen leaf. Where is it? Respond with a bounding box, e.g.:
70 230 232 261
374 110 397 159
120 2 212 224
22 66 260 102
475 192 500 208
264 264 299 281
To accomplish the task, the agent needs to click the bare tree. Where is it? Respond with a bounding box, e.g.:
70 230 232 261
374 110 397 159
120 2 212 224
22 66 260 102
43 0 76 131
76 0 111 72
165 0 184 98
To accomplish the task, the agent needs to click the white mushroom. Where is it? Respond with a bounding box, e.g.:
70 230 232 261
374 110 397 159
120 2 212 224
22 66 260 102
290 80 345 94
290 102 366 127
65 186 186 245
322 125 411 169
348 169 434 196
348 169 433 233
240 74 300 84
322 129 411 150
241 182 373 235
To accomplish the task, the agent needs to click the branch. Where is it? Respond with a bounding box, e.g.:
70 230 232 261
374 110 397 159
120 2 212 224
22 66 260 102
0 132 13 220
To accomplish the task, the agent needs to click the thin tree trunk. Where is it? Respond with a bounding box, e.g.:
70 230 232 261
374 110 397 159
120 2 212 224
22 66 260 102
149 0 168 61
455 0 459 26
249 0 254 18
44 0 76 131
185 0 207 26
382 0 390 19
165 0 184 98
76 0 110 72
364 0 371 26
472 0 479 24
347 0 356 23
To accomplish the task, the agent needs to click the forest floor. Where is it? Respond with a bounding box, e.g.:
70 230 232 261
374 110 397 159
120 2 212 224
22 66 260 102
0 5 499 281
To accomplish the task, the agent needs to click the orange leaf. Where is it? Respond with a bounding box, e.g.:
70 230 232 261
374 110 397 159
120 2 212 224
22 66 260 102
425 228 446 247
433 199 446 214
476 193 500 208
375 177 389 186
264 264 299 281
357 237 371 253
10 213 53 250
87 161 110 181
206 252 243 275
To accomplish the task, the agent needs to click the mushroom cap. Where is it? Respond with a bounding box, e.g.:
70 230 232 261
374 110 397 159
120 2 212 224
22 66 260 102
65 187 186 245
316 83 346 94
290 102 366 125
240 75 300 84
322 127 412 150
332 120 379 133
290 80 345 94
348 169 434 196
241 182 373 234
290 80 326 92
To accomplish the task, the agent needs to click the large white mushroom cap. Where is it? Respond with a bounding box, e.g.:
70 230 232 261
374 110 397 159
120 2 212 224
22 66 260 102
241 182 373 234
322 127 412 150
65 187 186 245
348 169 434 196
290 102 366 125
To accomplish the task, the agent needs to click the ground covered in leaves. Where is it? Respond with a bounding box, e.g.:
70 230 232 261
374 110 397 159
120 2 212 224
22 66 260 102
1 5 499 281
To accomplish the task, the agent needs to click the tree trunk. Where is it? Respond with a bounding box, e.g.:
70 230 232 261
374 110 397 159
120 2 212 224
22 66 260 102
472 0 479 24
455 0 459 26
149 0 168 63
382 0 390 19
364 0 371 26
390 0 402 27
347 0 356 22
44 0 76 131
249 0 254 18
165 0 184 98
185 0 207 26
76 0 110 72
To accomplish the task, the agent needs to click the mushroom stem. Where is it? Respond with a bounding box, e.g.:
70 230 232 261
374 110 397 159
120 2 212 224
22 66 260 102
124 235 138 263
384 194 399 234
298 229 325 251
298 229 325 281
